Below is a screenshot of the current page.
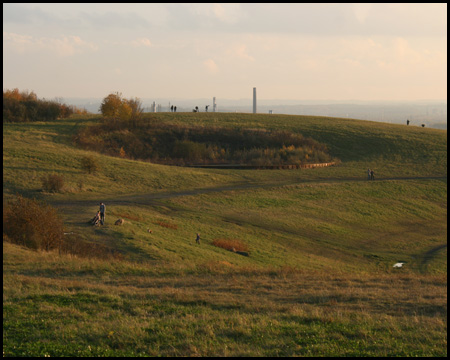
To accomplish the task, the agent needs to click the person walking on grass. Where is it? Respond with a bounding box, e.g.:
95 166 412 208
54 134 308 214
370 169 375 180
99 202 106 225
196 233 200 244
367 168 371 180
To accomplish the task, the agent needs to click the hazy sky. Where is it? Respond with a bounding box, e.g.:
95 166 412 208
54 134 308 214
3 3 447 102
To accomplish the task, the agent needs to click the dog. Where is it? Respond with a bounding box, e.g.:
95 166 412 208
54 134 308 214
114 218 125 225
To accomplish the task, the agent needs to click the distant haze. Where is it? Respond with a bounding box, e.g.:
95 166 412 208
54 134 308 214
3 4 447 102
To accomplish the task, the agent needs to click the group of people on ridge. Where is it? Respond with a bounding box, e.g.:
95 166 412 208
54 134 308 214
367 168 375 180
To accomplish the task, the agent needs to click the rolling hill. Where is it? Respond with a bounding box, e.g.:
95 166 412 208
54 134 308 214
3 112 447 356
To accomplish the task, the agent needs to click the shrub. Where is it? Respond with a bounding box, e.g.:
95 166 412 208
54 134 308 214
212 238 249 252
41 173 65 192
3 195 64 251
172 140 207 162
119 146 126 158
99 92 143 123
154 221 178 230
80 155 100 174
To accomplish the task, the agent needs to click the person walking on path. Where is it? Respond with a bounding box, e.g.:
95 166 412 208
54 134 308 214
99 202 106 225
196 233 200 244
370 169 375 180
367 168 371 180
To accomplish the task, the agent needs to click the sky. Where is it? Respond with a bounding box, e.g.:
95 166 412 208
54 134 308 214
3 3 447 102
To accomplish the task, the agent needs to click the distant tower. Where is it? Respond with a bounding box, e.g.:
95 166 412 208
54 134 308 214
253 87 257 114
213 97 216 112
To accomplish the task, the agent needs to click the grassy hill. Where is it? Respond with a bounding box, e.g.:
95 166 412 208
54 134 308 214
3 113 447 356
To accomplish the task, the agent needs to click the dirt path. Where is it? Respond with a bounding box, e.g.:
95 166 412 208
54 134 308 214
50 175 446 208
418 244 448 273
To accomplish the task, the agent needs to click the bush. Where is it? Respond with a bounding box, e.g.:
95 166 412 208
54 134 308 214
212 238 249 252
99 92 143 123
80 155 100 174
3 195 64 251
41 173 65 192
172 140 208 162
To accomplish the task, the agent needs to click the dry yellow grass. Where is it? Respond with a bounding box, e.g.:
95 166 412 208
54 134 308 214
3 241 447 356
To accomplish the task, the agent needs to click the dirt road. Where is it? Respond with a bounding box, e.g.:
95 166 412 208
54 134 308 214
50 175 446 208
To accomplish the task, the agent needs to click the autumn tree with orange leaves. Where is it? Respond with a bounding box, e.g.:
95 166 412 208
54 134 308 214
99 92 143 123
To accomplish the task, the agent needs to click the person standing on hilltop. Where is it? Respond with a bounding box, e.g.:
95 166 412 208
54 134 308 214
99 202 106 225
196 233 200 245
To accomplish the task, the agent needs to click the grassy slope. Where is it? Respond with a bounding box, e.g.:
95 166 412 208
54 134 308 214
3 113 447 356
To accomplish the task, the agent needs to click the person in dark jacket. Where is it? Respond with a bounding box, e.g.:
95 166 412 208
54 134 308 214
99 202 106 225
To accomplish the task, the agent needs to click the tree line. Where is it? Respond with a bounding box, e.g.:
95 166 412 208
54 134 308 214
3 88 88 123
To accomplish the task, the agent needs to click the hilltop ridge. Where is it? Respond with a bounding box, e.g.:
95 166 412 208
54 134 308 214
62 98 447 129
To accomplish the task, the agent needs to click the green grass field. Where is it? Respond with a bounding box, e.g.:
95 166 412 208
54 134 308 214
3 112 447 356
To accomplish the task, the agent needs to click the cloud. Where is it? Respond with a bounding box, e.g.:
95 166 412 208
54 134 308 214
211 4 243 24
3 32 33 51
3 32 98 57
352 3 372 24
182 3 243 24
3 3 55 24
228 44 255 62
203 59 218 74
164 3 446 37
131 37 152 47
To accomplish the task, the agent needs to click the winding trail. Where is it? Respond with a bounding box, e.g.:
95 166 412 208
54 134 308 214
418 244 448 273
50 175 446 208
